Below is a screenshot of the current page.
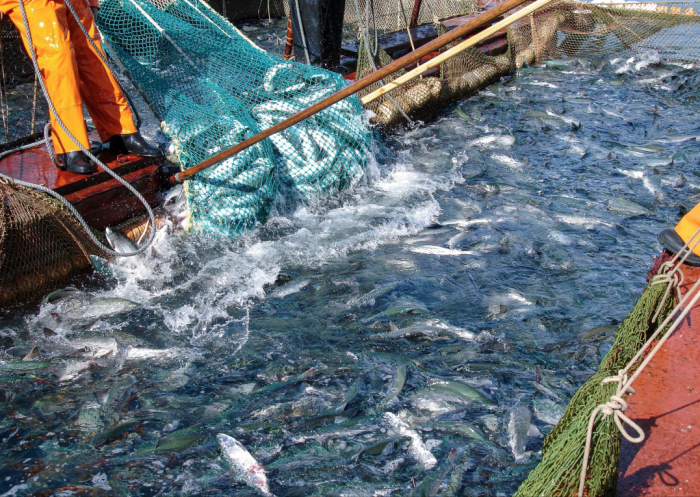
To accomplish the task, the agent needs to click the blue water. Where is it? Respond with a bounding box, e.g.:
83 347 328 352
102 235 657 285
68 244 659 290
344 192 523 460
1 50 700 496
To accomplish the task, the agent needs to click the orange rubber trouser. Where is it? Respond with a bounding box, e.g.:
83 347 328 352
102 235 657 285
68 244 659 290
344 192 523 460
676 202 700 257
1 0 136 154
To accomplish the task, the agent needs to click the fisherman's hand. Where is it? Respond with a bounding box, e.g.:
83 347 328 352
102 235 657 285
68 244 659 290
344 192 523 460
90 6 99 17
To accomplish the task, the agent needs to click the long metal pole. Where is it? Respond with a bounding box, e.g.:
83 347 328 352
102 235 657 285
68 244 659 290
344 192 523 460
173 0 530 183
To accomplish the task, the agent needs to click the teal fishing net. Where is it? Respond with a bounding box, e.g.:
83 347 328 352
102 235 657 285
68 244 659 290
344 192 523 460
96 0 371 234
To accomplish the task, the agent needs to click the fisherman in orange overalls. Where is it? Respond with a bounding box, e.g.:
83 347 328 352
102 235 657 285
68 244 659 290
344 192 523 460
659 203 700 265
0 0 162 174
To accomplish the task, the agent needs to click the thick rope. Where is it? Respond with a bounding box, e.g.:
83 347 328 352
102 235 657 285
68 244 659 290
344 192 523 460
578 227 700 497
292 0 311 64
0 0 157 258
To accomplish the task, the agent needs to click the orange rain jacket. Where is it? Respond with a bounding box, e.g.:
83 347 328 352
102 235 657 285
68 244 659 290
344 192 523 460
1 0 136 154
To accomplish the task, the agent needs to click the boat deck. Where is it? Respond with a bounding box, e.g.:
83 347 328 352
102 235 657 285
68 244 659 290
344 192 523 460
0 138 167 231
618 264 700 496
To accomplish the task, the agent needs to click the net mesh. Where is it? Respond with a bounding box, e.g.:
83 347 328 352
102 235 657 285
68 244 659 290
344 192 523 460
513 279 676 497
96 0 371 234
0 179 107 305
507 0 700 68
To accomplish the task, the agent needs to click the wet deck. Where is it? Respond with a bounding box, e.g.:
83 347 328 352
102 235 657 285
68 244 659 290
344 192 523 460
0 138 167 231
618 264 700 496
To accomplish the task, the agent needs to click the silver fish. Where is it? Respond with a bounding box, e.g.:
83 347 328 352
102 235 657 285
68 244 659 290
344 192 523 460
507 405 541 462
381 365 407 406
217 433 274 496
267 279 311 299
42 286 79 305
105 227 138 253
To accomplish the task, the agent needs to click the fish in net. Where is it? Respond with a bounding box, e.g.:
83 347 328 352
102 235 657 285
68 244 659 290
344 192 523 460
96 0 372 234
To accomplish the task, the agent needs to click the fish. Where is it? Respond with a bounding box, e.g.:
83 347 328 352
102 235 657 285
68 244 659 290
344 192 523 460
407 246 477 256
83 298 140 319
162 184 184 208
105 227 139 253
155 429 203 454
428 421 487 441
353 438 396 461
411 448 461 497
217 433 274 496
380 365 407 406
333 378 362 413
20 347 39 362
577 325 617 342
373 325 444 340
598 341 613 360
455 107 469 119
41 286 79 305
93 420 141 446
267 279 311 299
372 351 427 369
346 282 400 309
423 380 496 406
507 405 541 462
88 255 128 280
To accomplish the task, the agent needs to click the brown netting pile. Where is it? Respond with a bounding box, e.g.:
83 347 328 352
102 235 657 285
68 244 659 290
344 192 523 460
0 179 107 305
355 18 512 127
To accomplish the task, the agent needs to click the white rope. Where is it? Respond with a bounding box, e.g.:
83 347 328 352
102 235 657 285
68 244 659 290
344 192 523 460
578 227 700 497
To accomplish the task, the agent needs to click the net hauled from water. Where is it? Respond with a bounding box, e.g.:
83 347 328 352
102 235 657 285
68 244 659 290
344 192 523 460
96 0 372 235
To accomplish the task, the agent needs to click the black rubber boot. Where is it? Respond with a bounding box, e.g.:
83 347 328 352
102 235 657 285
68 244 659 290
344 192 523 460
108 132 163 158
658 228 700 266
55 151 96 175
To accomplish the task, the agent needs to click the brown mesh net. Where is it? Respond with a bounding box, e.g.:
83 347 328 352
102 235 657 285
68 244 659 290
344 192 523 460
0 179 107 305
507 0 700 68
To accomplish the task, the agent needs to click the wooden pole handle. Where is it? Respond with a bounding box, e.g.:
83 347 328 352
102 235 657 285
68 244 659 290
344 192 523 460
173 0 532 183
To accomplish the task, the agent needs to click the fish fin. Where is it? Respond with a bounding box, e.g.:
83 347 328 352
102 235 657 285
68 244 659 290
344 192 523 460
389 321 398 332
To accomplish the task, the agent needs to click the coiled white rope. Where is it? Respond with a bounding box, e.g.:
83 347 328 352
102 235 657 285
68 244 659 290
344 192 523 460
578 226 700 497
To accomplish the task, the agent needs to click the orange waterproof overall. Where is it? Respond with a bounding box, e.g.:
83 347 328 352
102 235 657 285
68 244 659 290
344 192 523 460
1 0 136 154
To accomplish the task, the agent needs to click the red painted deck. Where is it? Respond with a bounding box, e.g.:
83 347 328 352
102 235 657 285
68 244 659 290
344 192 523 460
618 264 700 496
0 138 167 231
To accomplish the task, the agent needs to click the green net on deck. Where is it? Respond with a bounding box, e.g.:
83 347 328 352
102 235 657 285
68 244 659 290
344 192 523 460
514 279 676 497
96 0 371 234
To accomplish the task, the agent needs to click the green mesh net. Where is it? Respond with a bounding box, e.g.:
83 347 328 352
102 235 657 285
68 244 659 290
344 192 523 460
514 280 676 497
96 0 371 234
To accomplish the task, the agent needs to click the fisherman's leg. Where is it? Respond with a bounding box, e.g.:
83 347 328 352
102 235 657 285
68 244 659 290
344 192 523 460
65 0 161 157
658 202 700 265
4 0 93 163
